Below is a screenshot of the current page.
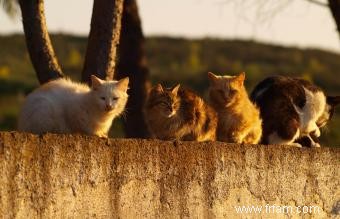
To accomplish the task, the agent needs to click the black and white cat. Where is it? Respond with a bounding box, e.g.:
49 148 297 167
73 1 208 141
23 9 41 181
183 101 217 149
251 75 340 147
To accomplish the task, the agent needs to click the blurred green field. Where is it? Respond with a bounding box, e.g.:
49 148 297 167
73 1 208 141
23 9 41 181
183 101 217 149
0 34 339 146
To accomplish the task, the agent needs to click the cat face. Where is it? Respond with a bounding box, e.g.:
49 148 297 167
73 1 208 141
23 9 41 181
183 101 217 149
148 84 181 118
208 72 245 107
317 96 340 127
91 75 129 114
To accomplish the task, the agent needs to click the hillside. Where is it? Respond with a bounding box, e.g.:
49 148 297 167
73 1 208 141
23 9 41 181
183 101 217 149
0 34 339 146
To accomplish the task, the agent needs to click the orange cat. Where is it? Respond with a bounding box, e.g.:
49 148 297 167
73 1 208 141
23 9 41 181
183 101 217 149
208 72 262 144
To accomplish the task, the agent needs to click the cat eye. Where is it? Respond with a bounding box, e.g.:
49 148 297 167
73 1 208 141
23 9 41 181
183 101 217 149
100 97 105 100
230 89 237 95
112 97 119 101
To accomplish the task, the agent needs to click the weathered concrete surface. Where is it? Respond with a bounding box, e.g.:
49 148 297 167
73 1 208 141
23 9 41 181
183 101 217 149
0 132 339 219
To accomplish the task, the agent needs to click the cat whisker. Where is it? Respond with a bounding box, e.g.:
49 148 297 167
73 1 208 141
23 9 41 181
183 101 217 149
119 110 128 121
321 125 329 134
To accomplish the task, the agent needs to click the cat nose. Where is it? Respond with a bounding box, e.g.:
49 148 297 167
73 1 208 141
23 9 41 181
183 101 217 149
105 104 114 111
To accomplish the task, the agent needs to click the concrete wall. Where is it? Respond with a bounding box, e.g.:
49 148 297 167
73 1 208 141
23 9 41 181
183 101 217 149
0 132 339 218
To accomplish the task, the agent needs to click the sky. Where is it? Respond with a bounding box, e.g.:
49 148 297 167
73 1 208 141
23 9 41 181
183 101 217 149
1 0 339 53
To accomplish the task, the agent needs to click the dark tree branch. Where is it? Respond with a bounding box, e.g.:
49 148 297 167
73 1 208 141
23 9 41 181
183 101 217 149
328 0 340 38
18 0 64 84
81 0 124 83
306 0 329 7
116 0 150 138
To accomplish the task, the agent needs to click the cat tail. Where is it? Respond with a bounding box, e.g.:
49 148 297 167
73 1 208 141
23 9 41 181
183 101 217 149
18 96 56 134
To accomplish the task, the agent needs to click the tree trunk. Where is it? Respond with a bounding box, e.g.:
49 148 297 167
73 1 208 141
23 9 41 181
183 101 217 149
116 0 150 138
18 0 63 84
81 0 124 83
329 0 340 38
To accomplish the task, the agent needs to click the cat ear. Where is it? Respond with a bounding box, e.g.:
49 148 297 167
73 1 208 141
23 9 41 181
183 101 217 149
208 72 218 83
154 84 164 93
234 72 246 86
327 96 340 107
171 84 181 95
91 75 103 90
116 77 129 92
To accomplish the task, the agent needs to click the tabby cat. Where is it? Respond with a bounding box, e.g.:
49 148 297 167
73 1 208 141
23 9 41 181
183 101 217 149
144 84 217 141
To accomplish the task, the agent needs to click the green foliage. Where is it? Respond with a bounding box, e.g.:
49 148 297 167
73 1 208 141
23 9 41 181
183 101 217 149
0 34 339 146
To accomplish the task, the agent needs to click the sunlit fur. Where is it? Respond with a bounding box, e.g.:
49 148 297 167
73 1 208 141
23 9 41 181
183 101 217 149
18 75 129 138
208 72 262 144
318 96 340 128
144 84 217 141
251 75 340 147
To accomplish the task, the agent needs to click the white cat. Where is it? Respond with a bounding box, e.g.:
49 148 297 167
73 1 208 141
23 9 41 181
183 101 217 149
18 75 129 138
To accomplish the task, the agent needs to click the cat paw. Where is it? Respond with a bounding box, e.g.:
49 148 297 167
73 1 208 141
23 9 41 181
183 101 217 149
311 142 321 148
290 143 303 148
313 128 321 138
96 133 108 138
230 133 243 144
